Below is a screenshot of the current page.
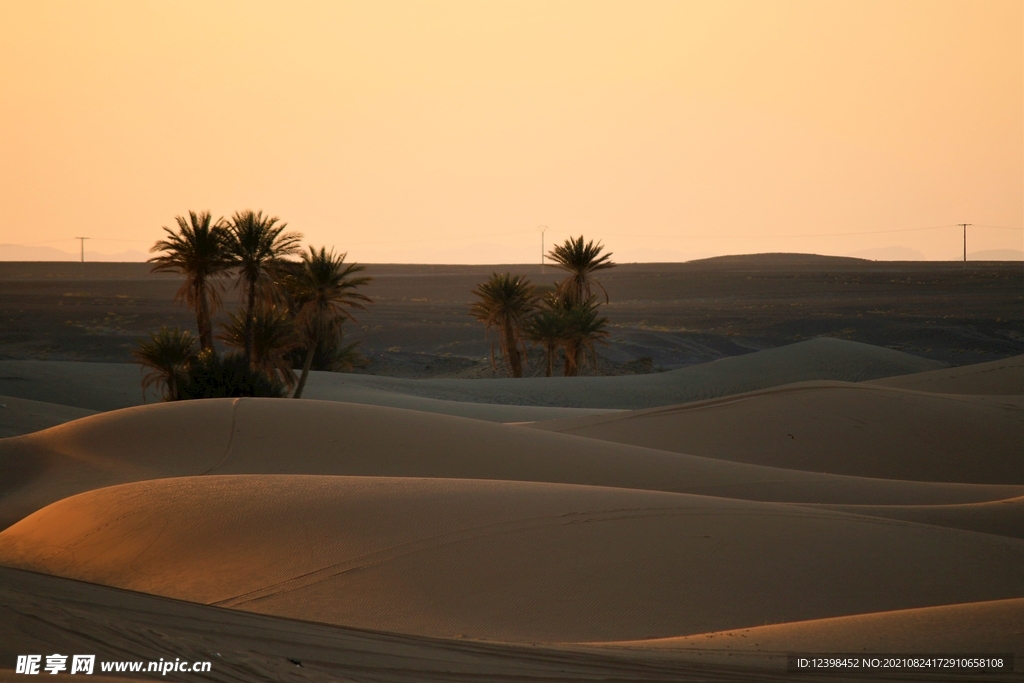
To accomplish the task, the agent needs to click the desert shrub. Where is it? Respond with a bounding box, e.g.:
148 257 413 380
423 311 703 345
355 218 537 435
177 351 285 399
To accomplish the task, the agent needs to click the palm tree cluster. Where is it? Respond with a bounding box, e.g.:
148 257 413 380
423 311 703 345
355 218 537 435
470 236 614 377
135 210 372 400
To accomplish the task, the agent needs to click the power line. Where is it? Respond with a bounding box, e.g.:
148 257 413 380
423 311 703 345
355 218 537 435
0 237 152 247
610 224 962 240
595 223 1024 241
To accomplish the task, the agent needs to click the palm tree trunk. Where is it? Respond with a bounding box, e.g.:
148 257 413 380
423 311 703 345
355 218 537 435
563 342 578 376
544 344 554 377
503 323 522 378
197 284 213 352
243 278 257 367
293 344 316 398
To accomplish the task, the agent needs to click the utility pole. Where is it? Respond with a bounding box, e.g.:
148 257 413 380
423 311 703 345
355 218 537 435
538 225 548 273
958 224 971 262
75 237 88 263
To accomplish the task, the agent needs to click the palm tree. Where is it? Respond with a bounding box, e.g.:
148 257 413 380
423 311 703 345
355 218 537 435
561 297 610 376
148 211 230 351
547 235 616 305
218 307 300 390
225 210 303 368
289 246 372 398
526 294 568 377
132 327 197 401
470 273 536 378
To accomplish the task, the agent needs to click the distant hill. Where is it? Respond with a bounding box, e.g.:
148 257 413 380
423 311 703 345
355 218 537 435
968 249 1023 261
0 244 148 262
847 246 926 261
685 253 869 266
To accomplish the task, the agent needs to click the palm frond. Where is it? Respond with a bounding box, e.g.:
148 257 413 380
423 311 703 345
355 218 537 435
290 246 372 340
288 246 373 397
218 307 300 389
469 273 536 377
131 327 198 401
561 297 610 376
224 210 305 365
329 339 367 372
546 235 616 305
148 211 231 350
225 210 304 302
525 300 569 377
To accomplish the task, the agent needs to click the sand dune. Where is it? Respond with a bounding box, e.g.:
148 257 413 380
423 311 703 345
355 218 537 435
598 598 1024 661
0 399 234 529
0 359 613 422
0 565 817 683
869 353 1024 395
5 397 1022 531
0 345 1016 671
2 475 1023 643
305 338 944 409
0 273 1017 680
0 339 943 417
0 395 95 438
528 382 1024 483
805 496 1024 540
0 360 157 410
292 385 618 422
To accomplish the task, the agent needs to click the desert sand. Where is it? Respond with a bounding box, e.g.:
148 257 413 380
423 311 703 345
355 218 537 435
303 337 944 409
593 598 1024 670
5 396 1023 532
1 341 1022 681
869 353 1024 395
527 381 1024 482
0 338 943 432
0 395 95 439
808 497 1024 540
3 475 1023 644
0 565 804 683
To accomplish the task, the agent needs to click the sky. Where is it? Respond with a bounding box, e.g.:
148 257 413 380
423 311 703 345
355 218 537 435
0 0 1021 263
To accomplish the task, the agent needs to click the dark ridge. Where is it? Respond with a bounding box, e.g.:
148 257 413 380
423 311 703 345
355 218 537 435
684 253 870 266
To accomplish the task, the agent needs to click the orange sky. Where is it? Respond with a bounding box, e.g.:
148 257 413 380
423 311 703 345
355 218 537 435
1 0 1021 263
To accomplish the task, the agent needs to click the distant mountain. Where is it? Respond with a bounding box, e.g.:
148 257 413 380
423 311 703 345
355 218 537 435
967 249 1023 261
686 252 869 266
847 246 926 261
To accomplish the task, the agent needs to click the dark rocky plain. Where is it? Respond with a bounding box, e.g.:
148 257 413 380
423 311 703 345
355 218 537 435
1 254 1021 378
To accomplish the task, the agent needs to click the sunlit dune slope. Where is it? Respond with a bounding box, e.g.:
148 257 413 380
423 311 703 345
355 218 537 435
0 399 235 529
0 565 837 683
528 382 1024 483
597 598 1024 654
4 398 1022 531
868 354 1024 395
2 475 1022 643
